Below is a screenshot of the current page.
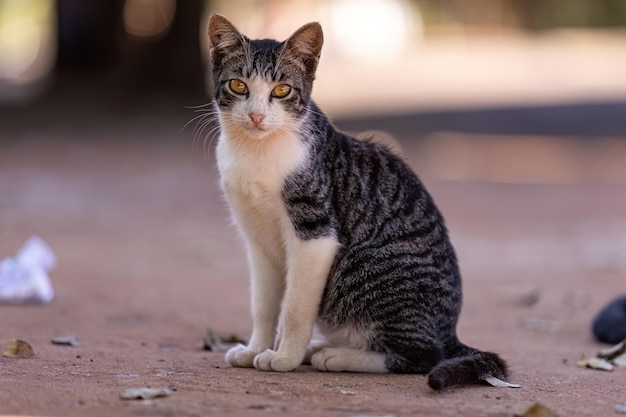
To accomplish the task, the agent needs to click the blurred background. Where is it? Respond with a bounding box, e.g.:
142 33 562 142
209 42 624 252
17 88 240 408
1 0 626 337
2 0 626 138
2 0 626 124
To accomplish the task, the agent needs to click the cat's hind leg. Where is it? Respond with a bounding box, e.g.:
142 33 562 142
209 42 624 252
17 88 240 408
311 347 443 374
311 330 444 374
301 323 334 365
311 347 389 373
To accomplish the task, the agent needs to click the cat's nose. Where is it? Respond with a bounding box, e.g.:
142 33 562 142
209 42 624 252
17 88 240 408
248 113 265 127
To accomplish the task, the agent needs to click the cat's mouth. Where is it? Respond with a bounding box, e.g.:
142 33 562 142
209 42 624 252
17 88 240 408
246 124 266 132
243 123 273 139
222 115 276 140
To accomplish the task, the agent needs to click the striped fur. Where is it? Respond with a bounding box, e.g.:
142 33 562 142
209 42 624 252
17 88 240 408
208 14 507 389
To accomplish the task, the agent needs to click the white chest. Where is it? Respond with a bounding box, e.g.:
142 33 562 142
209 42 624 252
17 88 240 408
216 131 307 266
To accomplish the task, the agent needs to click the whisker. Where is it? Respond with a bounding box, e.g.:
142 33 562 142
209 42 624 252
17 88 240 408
181 100 218 135
193 115 214 149
297 111 324 140
203 124 222 160
184 102 214 110
181 112 211 134
305 105 326 118
180 100 222 159
196 118 217 152
193 113 212 136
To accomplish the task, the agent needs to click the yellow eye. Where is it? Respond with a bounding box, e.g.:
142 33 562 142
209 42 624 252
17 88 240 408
271 84 291 98
229 79 248 95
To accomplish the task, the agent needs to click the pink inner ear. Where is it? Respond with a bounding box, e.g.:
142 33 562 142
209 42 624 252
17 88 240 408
208 15 242 50
287 23 323 59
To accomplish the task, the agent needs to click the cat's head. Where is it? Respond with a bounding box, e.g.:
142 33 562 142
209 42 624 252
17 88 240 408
208 14 323 140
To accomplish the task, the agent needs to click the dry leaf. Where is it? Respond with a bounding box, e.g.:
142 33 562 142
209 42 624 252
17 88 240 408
516 402 559 417
120 387 173 400
484 376 521 388
576 354 588 367
587 357 614 371
203 329 246 352
579 340 626 370
577 354 614 371
517 288 541 307
520 317 560 333
3 339 34 358
51 335 81 347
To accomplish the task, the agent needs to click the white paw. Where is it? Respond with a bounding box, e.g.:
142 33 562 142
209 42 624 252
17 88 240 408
225 344 258 368
311 348 340 372
303 344 325 365
253 349 300 372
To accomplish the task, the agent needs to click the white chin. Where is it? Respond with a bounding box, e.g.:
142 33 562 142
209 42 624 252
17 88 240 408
246 128 272 140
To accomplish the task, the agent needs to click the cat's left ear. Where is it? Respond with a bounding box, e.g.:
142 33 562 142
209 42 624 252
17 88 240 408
284 22 324 73
208 14 245 63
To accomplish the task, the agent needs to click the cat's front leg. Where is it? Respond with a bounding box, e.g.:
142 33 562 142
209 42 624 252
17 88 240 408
226 243 283 367
254 236 340 372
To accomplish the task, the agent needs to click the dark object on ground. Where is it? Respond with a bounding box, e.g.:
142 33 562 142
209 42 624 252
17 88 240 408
592 296 626 344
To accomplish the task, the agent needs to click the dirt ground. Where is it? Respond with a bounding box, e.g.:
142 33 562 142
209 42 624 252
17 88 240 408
1 110 626 417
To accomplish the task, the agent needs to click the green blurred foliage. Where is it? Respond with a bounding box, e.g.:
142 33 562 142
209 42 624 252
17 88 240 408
416 0 626 30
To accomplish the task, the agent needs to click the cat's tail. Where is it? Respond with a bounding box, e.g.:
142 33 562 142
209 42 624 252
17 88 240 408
427 343 508 390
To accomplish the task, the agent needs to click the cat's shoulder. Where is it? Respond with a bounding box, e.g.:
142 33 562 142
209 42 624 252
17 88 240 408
333 129 405 164
354 130 403 156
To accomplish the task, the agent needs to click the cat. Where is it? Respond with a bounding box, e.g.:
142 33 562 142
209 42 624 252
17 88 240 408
206 14 508 390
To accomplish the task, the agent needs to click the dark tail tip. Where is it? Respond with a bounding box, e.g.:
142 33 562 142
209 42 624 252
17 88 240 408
427 373 447 390
427 351 508 391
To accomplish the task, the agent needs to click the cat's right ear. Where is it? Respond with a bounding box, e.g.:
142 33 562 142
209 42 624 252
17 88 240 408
284 22 324 74
208 14 244 62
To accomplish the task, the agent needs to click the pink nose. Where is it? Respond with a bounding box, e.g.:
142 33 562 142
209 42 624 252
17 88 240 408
249 113 265 127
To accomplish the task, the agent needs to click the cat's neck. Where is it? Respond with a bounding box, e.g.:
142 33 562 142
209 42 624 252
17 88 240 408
216 115 309 186
219 124 293 154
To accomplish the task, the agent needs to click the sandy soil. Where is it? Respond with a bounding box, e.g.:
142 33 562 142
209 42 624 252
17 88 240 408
1 125 625 417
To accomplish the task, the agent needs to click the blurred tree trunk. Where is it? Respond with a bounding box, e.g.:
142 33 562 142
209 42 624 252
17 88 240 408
55 0 207 102
116 0 207 99
508 0 539 29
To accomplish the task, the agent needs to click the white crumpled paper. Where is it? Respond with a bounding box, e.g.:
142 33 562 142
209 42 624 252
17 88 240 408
0 236 56 304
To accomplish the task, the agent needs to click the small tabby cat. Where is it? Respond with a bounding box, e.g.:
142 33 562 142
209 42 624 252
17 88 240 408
207 14 508 390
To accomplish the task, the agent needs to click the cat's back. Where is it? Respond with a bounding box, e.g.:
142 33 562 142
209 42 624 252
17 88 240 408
324 130 447 246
